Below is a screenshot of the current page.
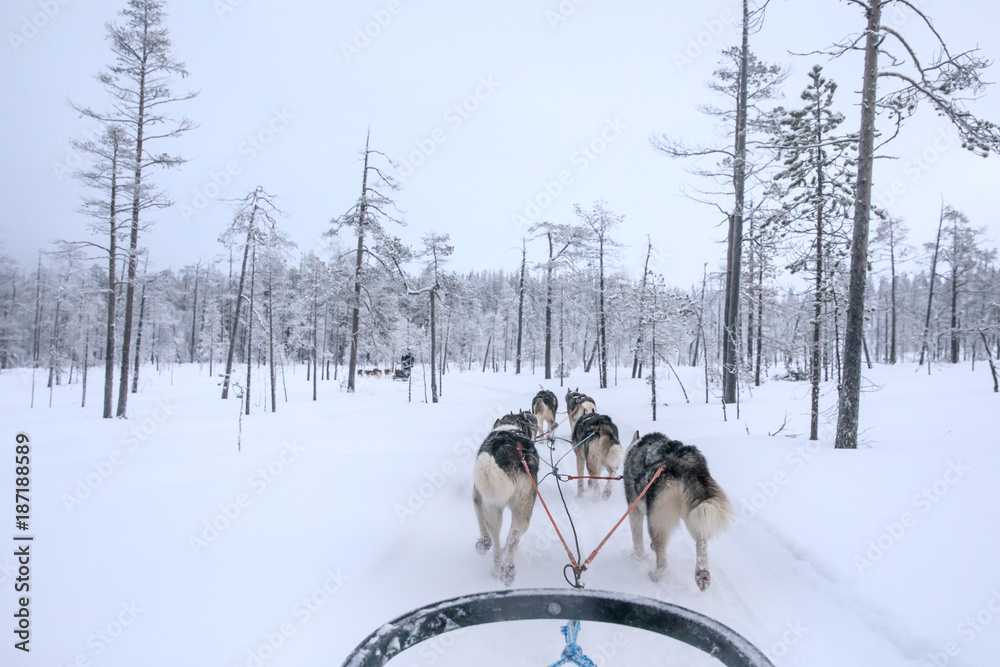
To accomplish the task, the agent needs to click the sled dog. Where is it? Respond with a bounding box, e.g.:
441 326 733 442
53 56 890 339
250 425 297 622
565 388 596 432
623 432 734 590
473 422 539 586
531 390 558 439
493 411 538 440
571 413 624 499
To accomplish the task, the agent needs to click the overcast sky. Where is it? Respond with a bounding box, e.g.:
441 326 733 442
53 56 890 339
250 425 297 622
2 0 999 287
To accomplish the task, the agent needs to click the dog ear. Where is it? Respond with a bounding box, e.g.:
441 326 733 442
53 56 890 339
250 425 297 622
493 418 501 429
631 430 641 446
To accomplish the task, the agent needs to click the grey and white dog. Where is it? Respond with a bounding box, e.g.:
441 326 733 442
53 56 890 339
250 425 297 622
570 413 624 499
624 432 734 590
473 420 539 586
565 388 596 433
531 390 558 440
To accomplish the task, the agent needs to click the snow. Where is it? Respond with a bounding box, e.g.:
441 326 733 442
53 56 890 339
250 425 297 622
2 360 998 666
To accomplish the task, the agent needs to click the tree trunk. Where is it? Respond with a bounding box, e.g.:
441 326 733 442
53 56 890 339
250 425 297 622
835 0 881 449
755 258 764 386
889 223 898 364
633 239 652 378
598 234 608 389
980 331 998 392
544 233 554 379
430 288 438 403
103 137 119 418
440 308 451 396
810 100 825 442
189 263 199 363
516 241 526 375
245 245 256 415
481 333 493 373
919 203 945 365
116 63 147 419
131 278 147 394
268 263 276 413
312 263 319 402
347 133 372 393
950 227 960 363
559 284 565 387
722 0 750 405
221 202 257 399
650 287 658 421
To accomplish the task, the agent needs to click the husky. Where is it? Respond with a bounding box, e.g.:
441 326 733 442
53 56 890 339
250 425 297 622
571 413 624 499
531 390 558 439
565 388 596 433
473 422 539 586
493 411 538 440
623 432 734 590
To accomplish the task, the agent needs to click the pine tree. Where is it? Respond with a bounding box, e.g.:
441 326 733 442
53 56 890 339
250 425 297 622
773 65 856 440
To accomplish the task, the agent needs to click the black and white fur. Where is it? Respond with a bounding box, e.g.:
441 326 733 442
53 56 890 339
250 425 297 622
531 390 558 439
473 422 539 586
565 388 596 433
624 432 734 590
493 411 538 440
571 413 624 499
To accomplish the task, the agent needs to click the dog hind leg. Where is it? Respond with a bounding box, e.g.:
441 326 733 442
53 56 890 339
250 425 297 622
647 488 681 582
473 488 492 554
481 503 504 577
694 537 711 591
629 503 646 560
499 478 535 586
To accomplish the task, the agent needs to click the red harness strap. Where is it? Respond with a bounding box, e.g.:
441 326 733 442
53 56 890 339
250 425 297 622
517 440 665 580
516 442 581 573
580 465 665 573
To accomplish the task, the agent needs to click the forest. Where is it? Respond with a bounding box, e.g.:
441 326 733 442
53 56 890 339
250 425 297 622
1 0 999 447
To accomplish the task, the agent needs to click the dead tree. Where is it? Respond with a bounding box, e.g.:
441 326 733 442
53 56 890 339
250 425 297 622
328 130 404 392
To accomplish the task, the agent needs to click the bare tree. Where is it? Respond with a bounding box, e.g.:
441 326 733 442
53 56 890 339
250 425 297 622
219 187 279 400
328 130 404 392
515 240 526 374
73 0 196 417
574 201 622 389
67 125 132 418
873 215 910 364
833 0 1000 448
652 0 785 403
527 221 584 379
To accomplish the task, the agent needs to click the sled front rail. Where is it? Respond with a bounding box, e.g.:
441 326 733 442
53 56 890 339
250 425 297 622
342 588 774 667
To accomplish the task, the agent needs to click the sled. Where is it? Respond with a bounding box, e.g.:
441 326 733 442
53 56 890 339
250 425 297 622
342 588 774 666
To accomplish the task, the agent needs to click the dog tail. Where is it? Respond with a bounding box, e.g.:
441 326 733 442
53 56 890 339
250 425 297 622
686 481 734 540
474 452 516 504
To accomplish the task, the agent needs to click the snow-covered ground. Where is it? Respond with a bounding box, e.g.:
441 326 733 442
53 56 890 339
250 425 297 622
2 359 998 666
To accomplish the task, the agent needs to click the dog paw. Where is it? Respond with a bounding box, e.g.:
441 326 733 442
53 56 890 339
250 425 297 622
602 486 613 500
499 563 515 587
631 549 646 561
649 568 666 583
695 568 711 591
475 536 491 555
